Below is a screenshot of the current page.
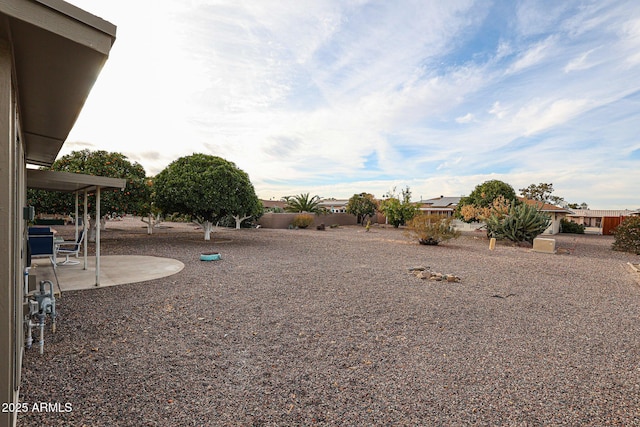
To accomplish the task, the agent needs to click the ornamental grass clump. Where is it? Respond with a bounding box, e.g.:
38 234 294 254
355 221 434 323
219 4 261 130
612 216 640 254
404 214 461 245
291 213 314 229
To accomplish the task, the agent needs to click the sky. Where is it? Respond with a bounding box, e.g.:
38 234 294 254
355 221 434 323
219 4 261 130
63 0 640 209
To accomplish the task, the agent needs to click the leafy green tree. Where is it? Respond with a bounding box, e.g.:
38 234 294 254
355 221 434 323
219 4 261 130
27 149 149 236
567 202 589 210
139 177 163 234
519 182 564 205
283 193 324 214
379 186 419 227
456 179 517 222
346 192 378 225
154 154 261 240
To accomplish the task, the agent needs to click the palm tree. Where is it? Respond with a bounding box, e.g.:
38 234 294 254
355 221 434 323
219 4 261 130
283 193 324 214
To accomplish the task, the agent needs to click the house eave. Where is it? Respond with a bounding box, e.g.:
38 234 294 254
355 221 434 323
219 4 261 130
0 0 116 166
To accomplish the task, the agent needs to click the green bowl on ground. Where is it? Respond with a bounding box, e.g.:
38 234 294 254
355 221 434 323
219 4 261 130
200 252 221 261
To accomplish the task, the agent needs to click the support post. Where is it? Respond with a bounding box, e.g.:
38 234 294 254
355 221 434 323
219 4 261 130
95 186 100 286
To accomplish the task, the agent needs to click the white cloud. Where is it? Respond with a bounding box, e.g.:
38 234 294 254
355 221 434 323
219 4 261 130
564 49 596 73
514 98 590 136
61 0 640 210
507 37 554 74
456 113 475 124
489 101 508 119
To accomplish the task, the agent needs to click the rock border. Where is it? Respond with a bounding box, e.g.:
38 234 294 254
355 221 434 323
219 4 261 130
408 266 461 282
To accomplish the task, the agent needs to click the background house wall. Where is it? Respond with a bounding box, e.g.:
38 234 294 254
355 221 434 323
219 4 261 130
566 209 636 235
258 212 357 229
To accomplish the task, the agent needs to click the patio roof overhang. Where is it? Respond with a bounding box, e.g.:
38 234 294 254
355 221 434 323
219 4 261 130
27 168 126 287
0 0 117 167
27 169 126 193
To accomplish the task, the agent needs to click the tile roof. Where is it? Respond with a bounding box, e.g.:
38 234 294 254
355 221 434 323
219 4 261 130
517 197 573 213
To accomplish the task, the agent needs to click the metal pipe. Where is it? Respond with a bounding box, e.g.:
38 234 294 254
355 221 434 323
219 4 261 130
38 312 45 355
24 266 30 296
25 319 34 349
40 281 56 333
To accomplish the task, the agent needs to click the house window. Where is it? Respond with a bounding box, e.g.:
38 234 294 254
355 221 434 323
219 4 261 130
584 217 602 227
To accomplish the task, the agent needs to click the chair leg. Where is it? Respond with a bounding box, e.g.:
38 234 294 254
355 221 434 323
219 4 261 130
58 253 80 265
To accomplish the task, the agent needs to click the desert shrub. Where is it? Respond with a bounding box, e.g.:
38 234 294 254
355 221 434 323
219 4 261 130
459 195 512 222
612 216 640 254
404 214 461 245
291 213 314 229
560 218 585 234
485 203 551 244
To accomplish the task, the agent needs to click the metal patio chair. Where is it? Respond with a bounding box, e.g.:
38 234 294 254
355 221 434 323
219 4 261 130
56 229 85 265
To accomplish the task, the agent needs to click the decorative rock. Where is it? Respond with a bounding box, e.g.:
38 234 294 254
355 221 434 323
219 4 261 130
409 267 461 283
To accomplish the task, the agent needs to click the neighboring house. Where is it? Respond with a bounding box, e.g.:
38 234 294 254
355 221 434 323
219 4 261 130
565 209 638 235
260 199 287 212
517 198 573 235
417 196 487 232
262 198 350 213
318 198 349 213
419 196 571 235
0 3 115 427
418 196 461 217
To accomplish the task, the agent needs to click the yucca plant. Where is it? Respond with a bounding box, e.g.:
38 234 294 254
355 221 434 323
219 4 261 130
485 203 551 244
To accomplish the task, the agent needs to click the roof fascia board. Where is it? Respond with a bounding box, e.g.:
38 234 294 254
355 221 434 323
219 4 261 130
27 169 126 193
0 0 115 54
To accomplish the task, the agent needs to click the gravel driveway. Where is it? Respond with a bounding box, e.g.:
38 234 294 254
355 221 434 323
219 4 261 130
18 220 640 426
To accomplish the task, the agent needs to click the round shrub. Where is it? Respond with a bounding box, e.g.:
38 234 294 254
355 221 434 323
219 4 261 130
560 218 585 234
612 216 640 254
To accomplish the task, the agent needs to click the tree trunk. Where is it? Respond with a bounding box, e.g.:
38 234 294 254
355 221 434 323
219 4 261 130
203 221 214 240
140 213 159 235
233 214 251 229
145 214 154 235
88 217 96 242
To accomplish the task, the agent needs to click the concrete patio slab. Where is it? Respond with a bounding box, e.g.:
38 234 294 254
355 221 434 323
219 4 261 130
30 255 184 292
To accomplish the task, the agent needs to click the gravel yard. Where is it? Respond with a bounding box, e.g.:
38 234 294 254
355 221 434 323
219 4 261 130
18 219 640 426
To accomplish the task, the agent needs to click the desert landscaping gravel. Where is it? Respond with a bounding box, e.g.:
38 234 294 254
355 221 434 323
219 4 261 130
18 218 640 426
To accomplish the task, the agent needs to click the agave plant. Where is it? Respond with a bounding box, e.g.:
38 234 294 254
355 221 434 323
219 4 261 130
485 203 551 244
